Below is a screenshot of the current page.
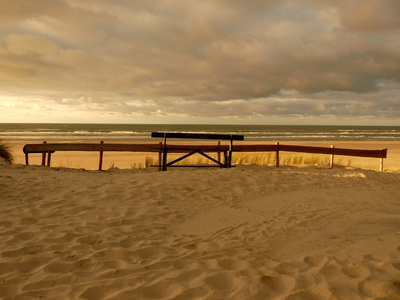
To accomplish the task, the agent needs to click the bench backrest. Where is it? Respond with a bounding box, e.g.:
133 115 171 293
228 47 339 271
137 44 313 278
151 132 244 141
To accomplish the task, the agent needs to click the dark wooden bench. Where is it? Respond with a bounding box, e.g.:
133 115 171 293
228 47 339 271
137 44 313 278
151 132 244 171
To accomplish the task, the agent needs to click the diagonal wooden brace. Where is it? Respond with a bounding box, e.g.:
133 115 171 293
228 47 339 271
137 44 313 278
196 151 226 167
166 151 197 166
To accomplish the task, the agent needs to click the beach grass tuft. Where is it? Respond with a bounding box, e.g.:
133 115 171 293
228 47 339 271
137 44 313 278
130 162 144 169
0 140 14 163
143 152 354 168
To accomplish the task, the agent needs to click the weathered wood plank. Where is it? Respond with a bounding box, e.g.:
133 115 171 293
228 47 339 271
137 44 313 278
165 144 230 152
279 145 387 158
332 147 387 158
99 141 104 171
41 141 47 166
151 132 244 140
23 143 387 158
163 165 223 168
276 142 280 167
233 144 277 152
47 152 51 167
23 143 163 153
233 144 387 158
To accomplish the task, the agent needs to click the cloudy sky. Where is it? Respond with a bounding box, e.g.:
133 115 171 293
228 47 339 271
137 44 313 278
1 0 400 125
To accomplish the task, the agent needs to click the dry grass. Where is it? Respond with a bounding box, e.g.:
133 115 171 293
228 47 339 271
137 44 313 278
0 140 14 163
142 152 353 168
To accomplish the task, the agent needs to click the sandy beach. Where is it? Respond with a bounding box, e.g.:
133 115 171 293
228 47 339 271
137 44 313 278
1 141 400 299
3 0 400 297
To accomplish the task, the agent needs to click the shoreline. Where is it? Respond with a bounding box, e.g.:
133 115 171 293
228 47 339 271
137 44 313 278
6 140 400 171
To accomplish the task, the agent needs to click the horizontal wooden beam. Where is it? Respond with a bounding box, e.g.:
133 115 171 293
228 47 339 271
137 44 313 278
233 144 277 152
162 165 222 168
23 143 231 154
23 142 387 159
164 144 230 152
278 145 387 158
232 144 387 158
23 143 163 153
151 132 244 140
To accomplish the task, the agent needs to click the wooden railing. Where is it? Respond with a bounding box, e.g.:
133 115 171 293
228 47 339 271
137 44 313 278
236 142 387 171
23 141 387 171
23 142 165 171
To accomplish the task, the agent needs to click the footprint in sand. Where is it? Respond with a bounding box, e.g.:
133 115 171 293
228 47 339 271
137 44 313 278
204 272 240 291
75 258 97 270
358 279 390 298
135 280 182 299
217 258 250 270
274 262 301 276
342 264 371 279
258 274 296 294
392 262 400 271
76 234 104 245
133 245 161 259
285 290 326 300
362 253 387 268
303 255 329 268
294 274 320 290
44 260 74 273
118 236 137 248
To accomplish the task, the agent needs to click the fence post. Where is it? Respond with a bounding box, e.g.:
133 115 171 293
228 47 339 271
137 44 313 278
275 142 280 167
41 141 47 166
217 141 221 163
99 141 104 171
162 133 168 171
330 145 334 169
229 136 233 168
380 157 384 172
47 151 51 167
158 142 162 171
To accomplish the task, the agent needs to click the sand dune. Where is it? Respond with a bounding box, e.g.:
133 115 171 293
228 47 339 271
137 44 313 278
1 159 400 299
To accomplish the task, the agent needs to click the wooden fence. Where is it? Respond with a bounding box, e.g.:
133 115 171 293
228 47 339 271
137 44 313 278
23 141 388 171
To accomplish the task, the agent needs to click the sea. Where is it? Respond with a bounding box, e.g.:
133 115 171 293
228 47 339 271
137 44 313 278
1 123 400 142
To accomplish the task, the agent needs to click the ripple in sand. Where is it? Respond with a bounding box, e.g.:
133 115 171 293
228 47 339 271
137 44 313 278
285 290 326 300
134 280 183 299
205 272 240 291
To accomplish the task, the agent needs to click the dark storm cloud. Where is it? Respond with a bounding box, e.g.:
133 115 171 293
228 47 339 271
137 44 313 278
1 0 400 122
